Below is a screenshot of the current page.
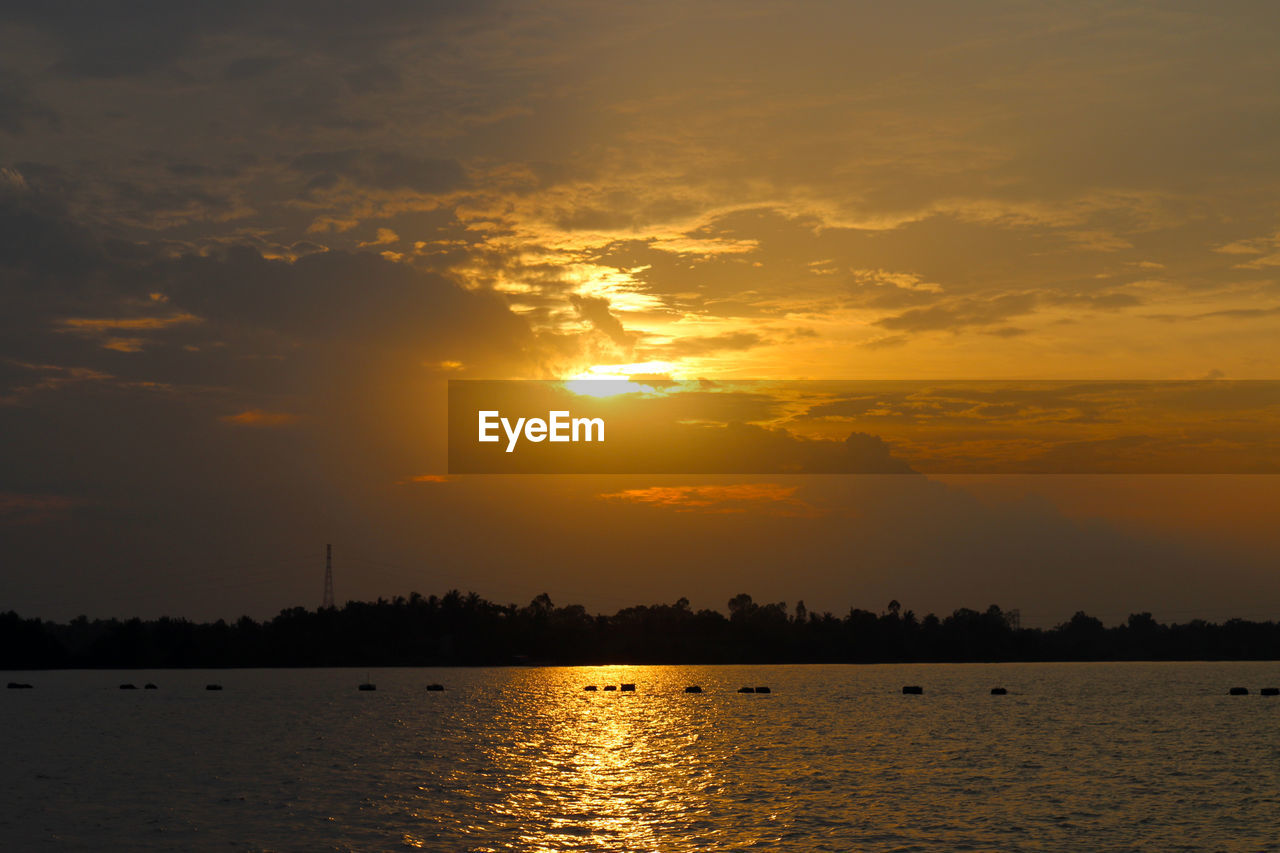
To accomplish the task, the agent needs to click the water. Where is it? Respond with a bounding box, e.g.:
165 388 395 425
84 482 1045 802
2 662 1279 851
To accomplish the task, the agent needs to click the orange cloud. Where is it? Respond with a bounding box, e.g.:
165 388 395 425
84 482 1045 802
0 492 81 525
398 474 449 484
57 313 201 331
598 483 816 515
102 337 146 352
219 410 300 427
359 227 400 247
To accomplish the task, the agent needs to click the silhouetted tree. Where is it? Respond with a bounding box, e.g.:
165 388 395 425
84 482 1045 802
4 596 1279 669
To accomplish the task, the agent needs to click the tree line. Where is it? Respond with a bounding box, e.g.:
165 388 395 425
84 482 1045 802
3 593 1280 669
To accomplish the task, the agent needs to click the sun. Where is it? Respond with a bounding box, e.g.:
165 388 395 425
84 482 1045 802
562 361 680 398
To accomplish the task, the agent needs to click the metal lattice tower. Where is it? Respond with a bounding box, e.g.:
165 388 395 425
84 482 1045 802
321 543 334 610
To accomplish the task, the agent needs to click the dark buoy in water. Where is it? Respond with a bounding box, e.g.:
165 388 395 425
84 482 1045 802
991 687 1008 695
1229 687 1249 695
144 683 158 690
754 686 771 694
737 686 755 693
902 685 923 695
358 683 376 691
205 684 223 691
426 683 445 691
7 682 33 689
620 683 635 692
583 685 597 691
603 685 617 691
119 683 137 690
1261 687 1279 696
685 685 703 693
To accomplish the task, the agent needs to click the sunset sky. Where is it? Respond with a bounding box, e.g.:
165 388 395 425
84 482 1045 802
3 2 1279 625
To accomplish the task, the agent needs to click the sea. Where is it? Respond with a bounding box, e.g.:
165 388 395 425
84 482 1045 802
2 662 1279 851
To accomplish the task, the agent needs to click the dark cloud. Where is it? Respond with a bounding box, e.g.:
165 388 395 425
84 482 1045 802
1 168 532 401
1045 291 1143 310
165 162 243 179
568 294 633 347
105 179 244 226
0 1 490 79
1145 305 1280 323
652 331 766 358
16 1 238 78
0 72 59 134
290 149 468 195
161 247 527 350
222 55 284 81
342 63 403 95
0 165 106 289
875 292 1039 332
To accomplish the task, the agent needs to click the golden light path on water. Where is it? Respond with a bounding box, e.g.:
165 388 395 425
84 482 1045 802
459 666 743 851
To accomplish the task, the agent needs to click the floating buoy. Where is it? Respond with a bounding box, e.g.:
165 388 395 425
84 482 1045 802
358 683 376 691
737 686 755 693
754 686 771 694
119 683 137 690
426 684 445 691
1261 687 1279 696
685 685 703 694
144 683 157 690
583 685 597 691
603 685 617 691
7 682 33 689
205 684 223 691
1228 687 1249 695
991 687 1008 695
902 685 923 695
620 683 635 692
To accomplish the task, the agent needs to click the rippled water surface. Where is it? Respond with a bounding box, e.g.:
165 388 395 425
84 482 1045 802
3 663 1280 851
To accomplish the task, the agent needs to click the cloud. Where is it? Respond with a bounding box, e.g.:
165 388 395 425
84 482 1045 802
859 334 908 350
222 55 284 81
598 483 815 515
1044 291 1143 310
57 313 202 332
649 236 759 256
1145 306 1280 323
358 228 400 247
219 409 299 427
0 491 81 524
0 2 487 81
0 72 59 134
290 150 468 195
875 292 1039 333
568 293 635 348
650 331 766 358
0 361 113 404
846 269 944 310
398 474 449 484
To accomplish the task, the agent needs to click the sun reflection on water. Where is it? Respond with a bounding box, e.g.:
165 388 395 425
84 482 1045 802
457 666 746 852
